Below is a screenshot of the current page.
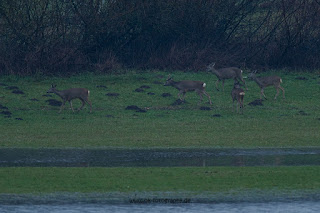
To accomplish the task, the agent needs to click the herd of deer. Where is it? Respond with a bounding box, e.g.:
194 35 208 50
47 63 285 114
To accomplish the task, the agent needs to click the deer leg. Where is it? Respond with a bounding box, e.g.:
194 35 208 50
279 86 285 99
222 80 225 92
85 99 92 113
200 90 212 105
274 87 280 100
261 88 267 100
232 100 235 112
69 100 75 112
202 91 212 105
215 79 220 91
236 101 239 113
241 78 248 91
240 97 244 114
181 91 186 101
177 91 183 100
78 99 86 111
197 92 203 105
59 101 66 113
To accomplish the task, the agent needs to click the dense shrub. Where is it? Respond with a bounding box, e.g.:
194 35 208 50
0 0 320 75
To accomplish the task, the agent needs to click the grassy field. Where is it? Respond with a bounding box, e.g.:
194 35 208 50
1 166 319 194
1 70 320 196
0 70 319 148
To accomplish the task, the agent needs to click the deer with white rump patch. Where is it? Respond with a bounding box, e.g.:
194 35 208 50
231 81 245 114
164 75 212 105
248 71 285 100
47 85 92 113
207 62 247 91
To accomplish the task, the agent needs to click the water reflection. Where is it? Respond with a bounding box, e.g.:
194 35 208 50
1 201 320 213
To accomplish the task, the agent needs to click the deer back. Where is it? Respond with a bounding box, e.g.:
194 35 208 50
257 76 282 87
175 80 206 91
218 67 242 79
207 63 242 79
165 78 205 91
62 88 89 100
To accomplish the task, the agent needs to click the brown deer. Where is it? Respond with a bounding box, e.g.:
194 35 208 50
248 71 285 100
47 85 92 113
231 81 245 114
164 75 212 105
207 62 247 91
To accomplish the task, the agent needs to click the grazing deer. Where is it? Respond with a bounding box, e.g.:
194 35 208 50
164 75 212 105
248 71 285 100
207 62 247 91
231 81 245 114
47 85 92 113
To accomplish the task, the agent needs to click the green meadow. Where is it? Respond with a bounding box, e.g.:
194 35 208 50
0 70 320 195
1 167 319 194
0 70 320 148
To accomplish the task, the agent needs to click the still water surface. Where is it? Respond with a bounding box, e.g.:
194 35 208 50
1 202 320 213
1 148 320 167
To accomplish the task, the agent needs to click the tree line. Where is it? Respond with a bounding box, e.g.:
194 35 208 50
1 0 320 75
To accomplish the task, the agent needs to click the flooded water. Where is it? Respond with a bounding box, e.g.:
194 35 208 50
0 148 320 167
1 201 320 213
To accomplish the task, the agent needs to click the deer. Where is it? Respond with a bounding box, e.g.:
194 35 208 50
231 81 245 114
47 85 92 113
164 75 212 105
248 71 285 100
207 62 248 91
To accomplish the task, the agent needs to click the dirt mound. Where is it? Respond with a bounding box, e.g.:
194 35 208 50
162 93 172 97
0 104 8 110
248 99 263 106
212 114 222 117
125 105 147 113
46 99 62 106
200 106 211 111
5 86 19 90
106 93 119 97
171 99 186 106
12 90 24 94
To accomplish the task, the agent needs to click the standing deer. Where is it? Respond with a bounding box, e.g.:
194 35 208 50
231 81 245 114
207 62 248 91
164 75 212 105
47 85 92 113
248 71 285 100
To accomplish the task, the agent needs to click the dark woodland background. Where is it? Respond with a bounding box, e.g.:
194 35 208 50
1 0 320 76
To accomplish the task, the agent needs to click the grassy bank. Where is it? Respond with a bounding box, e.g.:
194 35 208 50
1 70 319 148
0 166 319 194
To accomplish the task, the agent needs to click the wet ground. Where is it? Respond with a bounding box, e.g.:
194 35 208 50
1 148 319 167
1 148 320 208
1 201 320 213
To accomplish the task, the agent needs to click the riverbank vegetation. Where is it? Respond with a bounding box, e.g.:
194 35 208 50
1 0 320 76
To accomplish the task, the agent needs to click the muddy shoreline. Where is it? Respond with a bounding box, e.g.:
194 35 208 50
1 148 320 167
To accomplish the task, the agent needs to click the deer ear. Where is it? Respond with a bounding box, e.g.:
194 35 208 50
208 62 215 68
